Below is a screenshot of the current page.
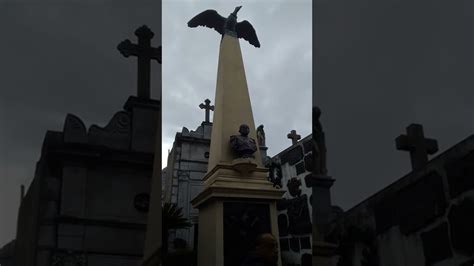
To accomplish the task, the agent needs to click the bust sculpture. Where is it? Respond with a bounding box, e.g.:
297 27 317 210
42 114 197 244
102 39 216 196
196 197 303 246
230 124 258 158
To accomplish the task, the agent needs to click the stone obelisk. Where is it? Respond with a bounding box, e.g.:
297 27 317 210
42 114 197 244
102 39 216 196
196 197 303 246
189 7 284 266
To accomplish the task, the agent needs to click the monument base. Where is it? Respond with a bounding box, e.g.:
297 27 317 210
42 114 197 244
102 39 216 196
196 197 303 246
312 240 338 266
192 166 284 266
231 157 258 175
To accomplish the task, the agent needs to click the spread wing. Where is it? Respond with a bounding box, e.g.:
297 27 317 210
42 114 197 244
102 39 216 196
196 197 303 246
187 10 226 35
236 20 260 48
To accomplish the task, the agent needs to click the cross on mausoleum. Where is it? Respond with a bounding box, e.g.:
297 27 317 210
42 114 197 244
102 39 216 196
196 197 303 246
118 25 161 99
395 123 438 171
287 130 301 145
199 98 214 123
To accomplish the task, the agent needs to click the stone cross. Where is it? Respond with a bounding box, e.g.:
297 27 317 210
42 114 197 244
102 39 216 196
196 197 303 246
395 124 438 171
287 130 301 145
199 99 214 123
118 25 161 99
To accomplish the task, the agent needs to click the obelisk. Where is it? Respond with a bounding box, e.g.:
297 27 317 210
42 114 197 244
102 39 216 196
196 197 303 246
188 7 284 266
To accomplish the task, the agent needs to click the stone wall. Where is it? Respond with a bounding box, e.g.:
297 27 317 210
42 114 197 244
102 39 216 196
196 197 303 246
14 96 159 266
271 135 313 266
164 123 211 251
331 135 474 266
15 149 44 266
0 240 15 266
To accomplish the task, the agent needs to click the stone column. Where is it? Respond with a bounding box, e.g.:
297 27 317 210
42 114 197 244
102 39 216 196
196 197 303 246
141 99 162 266
124 96 160 153
306 174 338 265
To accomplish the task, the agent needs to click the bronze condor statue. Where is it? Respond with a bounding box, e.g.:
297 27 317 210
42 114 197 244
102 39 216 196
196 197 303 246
187 6 261 48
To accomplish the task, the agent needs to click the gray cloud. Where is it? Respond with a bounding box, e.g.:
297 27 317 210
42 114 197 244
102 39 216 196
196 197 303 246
316 0 474 210
162 0 312 166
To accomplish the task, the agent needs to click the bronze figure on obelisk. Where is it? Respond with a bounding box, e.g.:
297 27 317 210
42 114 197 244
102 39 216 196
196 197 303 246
230 124 258 158
188 6 261 47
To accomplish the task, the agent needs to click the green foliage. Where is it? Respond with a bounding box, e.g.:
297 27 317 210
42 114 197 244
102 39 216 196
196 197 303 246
162 202 192 230
162 202 192 257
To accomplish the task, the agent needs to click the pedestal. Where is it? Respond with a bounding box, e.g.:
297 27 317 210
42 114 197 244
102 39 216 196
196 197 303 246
305 174 335 235
305 174 338 266
192 162 284 266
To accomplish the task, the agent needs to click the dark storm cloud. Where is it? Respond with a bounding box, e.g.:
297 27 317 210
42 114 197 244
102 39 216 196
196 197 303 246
0 2 161 246
315 0 474 210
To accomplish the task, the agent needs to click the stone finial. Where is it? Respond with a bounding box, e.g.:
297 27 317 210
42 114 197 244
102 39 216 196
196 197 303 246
117 25 161 99
199 99 215 123
287 130 301 145
395 124 438 171
256 124 265 147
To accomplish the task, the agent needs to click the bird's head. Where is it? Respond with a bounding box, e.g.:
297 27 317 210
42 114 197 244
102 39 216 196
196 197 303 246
231 6 242 17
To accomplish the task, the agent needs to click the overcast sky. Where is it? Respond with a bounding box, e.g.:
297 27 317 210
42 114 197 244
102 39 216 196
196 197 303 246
316 0 474 213
161 0 312 168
